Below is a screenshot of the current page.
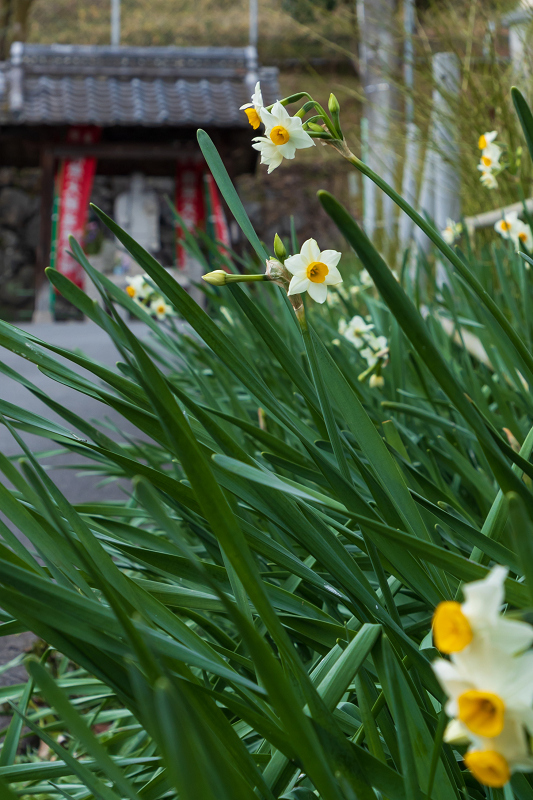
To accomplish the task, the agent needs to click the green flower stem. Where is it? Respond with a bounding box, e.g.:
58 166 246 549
225 274 269 283
296 303 353 484
343 149 533 382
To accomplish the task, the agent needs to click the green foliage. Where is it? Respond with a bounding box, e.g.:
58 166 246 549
1 87 533 800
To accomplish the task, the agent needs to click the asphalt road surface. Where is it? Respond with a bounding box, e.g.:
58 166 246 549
0 320 152 689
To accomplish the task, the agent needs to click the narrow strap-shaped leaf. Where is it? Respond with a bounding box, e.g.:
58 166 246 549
197 130 269 263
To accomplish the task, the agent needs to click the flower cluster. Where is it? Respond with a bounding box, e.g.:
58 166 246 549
494 211 533 251
241 82 315 173
125 275 174 320
477 131 502 189
339 314 388 387
432 566 533 787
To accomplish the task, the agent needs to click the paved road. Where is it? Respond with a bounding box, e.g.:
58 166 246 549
0 320 153 686
1 320 151 498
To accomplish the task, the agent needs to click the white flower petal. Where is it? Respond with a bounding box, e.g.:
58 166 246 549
432 658 471 700
259 107 279 130
270 100 290 120
492 617 533 656
325 265 342 285
284 254 306 276
287 127 315 149
277 141 297 159
320 249 342 268
288 275 310 295
300 239 321 266
307 282 328 303
461 565 508 625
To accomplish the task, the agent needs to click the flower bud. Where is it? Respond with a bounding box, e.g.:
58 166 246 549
273 234 287 262
328 93 340 115
307 122 326 133
369 374 385 389
202 270 228 286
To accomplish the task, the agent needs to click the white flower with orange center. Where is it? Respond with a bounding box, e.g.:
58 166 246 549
252 102 314 174
150 298 173 320
479 142 502 171
432 566 533 658
445 716 533 787
240 81 264 131
494 212 520 240
284 239 342 303
478 131 498 150
125 274 151 301
516 221 533 251
433 648 533 742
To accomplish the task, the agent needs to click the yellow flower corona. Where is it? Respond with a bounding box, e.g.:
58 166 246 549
126 286 136 298
244 108 261 130
433 601 473 653
464 751 511 788
479 134 488 149
269 125 290 145
458 690 505 738
306 261 329 283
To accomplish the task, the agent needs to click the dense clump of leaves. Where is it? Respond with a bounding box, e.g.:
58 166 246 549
1 89 533 800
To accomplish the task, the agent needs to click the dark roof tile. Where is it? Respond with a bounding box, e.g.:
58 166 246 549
0 43 279 127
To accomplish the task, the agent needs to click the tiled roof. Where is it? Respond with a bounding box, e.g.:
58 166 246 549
0 43 279 127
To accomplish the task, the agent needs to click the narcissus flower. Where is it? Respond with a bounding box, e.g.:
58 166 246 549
479 169 498 189
150 298 173 320
432 566 533 657
441 219 463 245
284 239 342 303
479 142 502 170
125 274 151 301
494 212 520 240
252 102 314 174
240 81 263 130
446 716 533 786
479 131 498 150
339 315 374 349
434 647 533 739
516 221 533 250
433 567 533 787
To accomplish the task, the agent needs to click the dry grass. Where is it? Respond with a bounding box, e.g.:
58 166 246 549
27 0 357 61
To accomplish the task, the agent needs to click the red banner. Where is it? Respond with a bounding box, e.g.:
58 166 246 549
205 172 230 254
175 162 206 270
53 126 100 288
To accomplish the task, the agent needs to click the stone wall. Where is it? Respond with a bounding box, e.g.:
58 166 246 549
0 168 41 321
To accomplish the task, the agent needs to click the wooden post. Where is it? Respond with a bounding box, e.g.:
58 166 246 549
34 148 54 320
357 0 400 241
